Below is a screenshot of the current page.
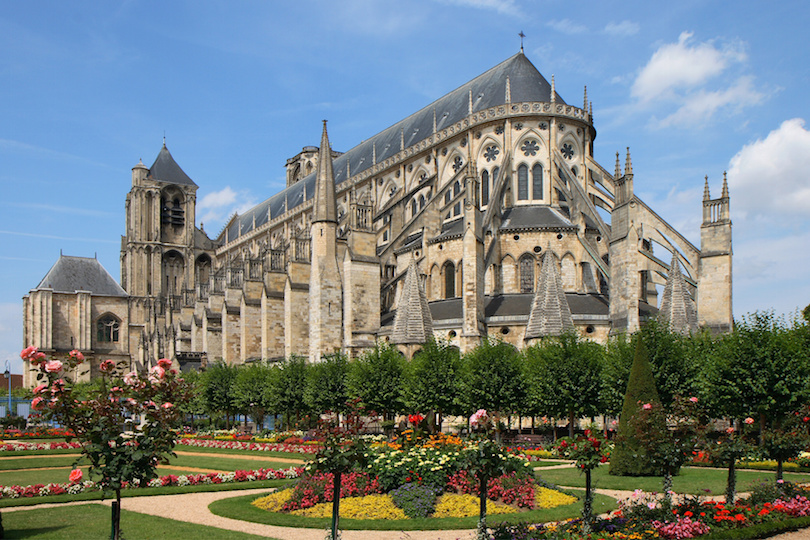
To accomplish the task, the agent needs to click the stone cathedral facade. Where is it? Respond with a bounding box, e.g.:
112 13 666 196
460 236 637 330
23 52 732 381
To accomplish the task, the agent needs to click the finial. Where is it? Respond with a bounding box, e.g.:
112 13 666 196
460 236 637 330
505 76 511 104
550 75 556 103
519 30 526 53
347 159 350 177
624 147 633 176
162 132 166 148
722 171 729 198
703 175 710 200
433 108 437 133
589 101 593 117
583 86 588 110
400 127 405 151
468 89 473 116
372 142 376 165
614 152 621 179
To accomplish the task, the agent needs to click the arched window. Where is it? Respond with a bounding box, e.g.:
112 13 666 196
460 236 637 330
532 164 543 200
410 199 418 218
418 194 425 211
453 181 461 216
517 165 529 200
443 261 456 299
519 255 535 293
97 314 120 343
481 170 490 206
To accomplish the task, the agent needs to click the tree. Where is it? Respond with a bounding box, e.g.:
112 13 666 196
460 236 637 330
25 348 189 540
347 343 406 420
704 312 810 435
175 368 207 430
403 338 461 429
524 332 603 437
600 333 636 417
459 339 526 431
304 353 349 414
610 338 665 476
640 321 698 407
266 355 309 429
231 362 274 430
201 361 237 428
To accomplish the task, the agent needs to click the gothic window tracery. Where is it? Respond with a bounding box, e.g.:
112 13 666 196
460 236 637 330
521 139 539 157
532 164 543 200
484 145 500 162
519 255 535 293
452 156 464 173
443 261 456 299
481 169 490 206
517 165 529 200
561 143 575 159
97 314 120 343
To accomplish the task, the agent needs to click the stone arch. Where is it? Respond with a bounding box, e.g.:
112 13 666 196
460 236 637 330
410 165 431 192
442 260 456 299
518 253 536 293
429 263 440 299
162 250 185 295
558 135 582 164
501 253 517 293
379 177 399 208
441 149 466 182
96 312 121 344
561 253 577 291
195 254 211 286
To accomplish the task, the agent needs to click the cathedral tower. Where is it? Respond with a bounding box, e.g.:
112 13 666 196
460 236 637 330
608 149 640 334
309 121 343 362
697 174 733 333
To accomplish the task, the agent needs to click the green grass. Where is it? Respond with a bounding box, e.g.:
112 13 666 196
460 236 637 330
1 502 276 539
0 455 88 471
0 479 291 508
531 460 569 468
209 490 617 530
0 448 80 457
0 466 93 487
537 466 810 495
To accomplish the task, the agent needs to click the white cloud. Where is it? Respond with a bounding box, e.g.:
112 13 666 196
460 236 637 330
727 118 810 220
654 76 764 128
437 0 518 15
546 19 588 35
198 186 239 210
632 32 746 103
604 20 639 37
196 186 256 232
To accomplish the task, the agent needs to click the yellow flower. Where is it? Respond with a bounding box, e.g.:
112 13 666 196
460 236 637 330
535 487 577 509
252 490 292 512
291 494 407 520
432 493 516 518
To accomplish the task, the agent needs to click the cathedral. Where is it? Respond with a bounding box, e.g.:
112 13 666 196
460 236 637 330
22 51 732 383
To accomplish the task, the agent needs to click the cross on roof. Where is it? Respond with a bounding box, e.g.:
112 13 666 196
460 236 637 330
519 31 526 52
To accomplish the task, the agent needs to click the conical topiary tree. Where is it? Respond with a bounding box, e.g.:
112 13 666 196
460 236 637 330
610 337 665 476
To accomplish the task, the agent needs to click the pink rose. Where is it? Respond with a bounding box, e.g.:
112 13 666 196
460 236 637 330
149 365 165 380
726 427 735 434
744 417 755 425
69 469 83 483
642 403 652 410
689 397 699 403
123 371 138 386
69 349 85 362
31 397 45 411
44 360 63 373
99 359 116 373
157 358 172 369
33 383 48 394
20 346 37 360
161 402 173 409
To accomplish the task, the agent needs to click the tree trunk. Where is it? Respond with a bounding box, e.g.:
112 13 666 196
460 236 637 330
777 459 784 481
583 468 593 534
760 413 766 446
111 488 121 540
726 460 737 505
478 471 488 538
568 410 575 437
330 471 342 539
553 419 557 441
531 416 535 435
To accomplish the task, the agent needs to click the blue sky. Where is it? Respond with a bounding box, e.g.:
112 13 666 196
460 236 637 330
2 1 809 372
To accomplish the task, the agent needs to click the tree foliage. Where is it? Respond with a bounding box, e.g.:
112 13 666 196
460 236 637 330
231 362 274 429
347 343 405 419
403 338 461 421
201 361 237 428
266 355 310 428
304 353 349 414
459 338 526 418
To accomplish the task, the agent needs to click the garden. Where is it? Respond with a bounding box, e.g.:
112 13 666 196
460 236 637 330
4 309 810 539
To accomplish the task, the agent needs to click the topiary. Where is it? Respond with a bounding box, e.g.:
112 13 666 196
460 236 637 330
609 338 665 476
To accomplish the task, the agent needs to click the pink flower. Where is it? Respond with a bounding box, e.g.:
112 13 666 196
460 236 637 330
157 358 172 369
149 365 165 381
99 359 116 373
44 360 63 373
31 397 45 411
161 402 173 409
689 396 699 403
744 417 755 425
123 371 138 386
69 349 85 362
33 383 47 394
642 403 652 410
69 468 83 483
20 346 37 360
726 427 735 434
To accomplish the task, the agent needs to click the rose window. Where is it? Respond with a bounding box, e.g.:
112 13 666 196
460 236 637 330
484 145 500 162
561 143 575 159
521 139 539 157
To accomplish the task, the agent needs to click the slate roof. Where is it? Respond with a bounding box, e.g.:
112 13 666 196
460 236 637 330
657 254 698 334
148 144 197 187
220 52 565 243
34 255 127 297
391 257 434 344
524 250 574 338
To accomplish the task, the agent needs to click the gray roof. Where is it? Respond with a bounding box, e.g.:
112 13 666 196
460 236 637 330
391 257 434 344
34 255 127 297
657 254 698 334
148 144 197 187
524 250 574 338
220 52 565 243
501 206 577 231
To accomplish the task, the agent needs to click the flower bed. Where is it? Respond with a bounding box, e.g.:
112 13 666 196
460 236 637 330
0 428 75 440
177 438 319 454
0 441 82 452
0 466 303 500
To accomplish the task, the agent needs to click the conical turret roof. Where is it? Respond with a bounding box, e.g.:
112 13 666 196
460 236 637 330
148 143 197 187
312 121 337 224
658 254 698 335
524 250 574 339
391 257 434 344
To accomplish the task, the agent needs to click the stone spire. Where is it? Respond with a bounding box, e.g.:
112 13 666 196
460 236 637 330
721 171 729 198
313 120 337 224
624 147 633 177
524 250 574 339
391 257 433 344
614 151 621 180
703 175 710 200
583 85 588 110
658 253 698 335
550 75 556 103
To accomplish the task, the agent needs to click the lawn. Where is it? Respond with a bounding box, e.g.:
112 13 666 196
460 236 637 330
537 465 810 495
209 490 618 530
1 503 276 539
175 444 312 460
167 454 297 472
